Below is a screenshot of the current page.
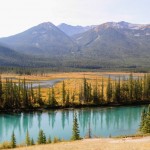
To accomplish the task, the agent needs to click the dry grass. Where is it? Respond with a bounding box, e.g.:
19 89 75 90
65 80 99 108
1 72 145 104
5 137 150 150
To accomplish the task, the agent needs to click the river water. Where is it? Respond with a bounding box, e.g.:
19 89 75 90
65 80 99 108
0 105 147 144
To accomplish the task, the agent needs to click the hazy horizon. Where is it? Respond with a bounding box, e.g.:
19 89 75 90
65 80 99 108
0 0 149 37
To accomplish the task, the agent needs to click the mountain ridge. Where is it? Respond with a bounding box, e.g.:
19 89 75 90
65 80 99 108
0 22 78 57
0 21 149 69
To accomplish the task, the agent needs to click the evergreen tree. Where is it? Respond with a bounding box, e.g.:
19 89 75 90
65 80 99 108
62 81 66 104
43 133 46 144
30 83 35 104
114 78 121 103
100 78 104 102
48 88 51 105
78 85 83 103
139 109 147 131
31 138 34 145
11 131 16 148
25 130 31 146
37 129 46 144
0 75 3 106
51 87 57 107
129 74 133 101
65 90 70 106
93 80 99 104
139 105 150 133
71 91 75 103
106 76 112 103
37 129 44 144
37 85 43 106
71 112 80 140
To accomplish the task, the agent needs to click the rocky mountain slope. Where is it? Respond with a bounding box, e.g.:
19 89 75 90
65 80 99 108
0 21 149 69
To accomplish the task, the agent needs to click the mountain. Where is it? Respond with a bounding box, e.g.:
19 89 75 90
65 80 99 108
58 23 93 36
0 43 30 66
0 22 78 57
72 21 150 68
0 21 150 70
97 21 150 30
0 43 62 68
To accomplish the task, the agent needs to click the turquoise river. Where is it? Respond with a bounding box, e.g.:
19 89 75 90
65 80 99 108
0 105 147 143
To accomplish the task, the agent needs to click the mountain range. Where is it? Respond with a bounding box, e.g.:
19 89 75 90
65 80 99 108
0 21 150 70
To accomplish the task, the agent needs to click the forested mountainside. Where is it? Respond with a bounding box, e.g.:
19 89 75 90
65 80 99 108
0 21 150 71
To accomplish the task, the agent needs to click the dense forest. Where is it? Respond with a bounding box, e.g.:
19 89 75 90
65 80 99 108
0 74 150 110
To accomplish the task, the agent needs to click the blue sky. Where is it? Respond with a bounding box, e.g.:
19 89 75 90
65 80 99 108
0 0 149 37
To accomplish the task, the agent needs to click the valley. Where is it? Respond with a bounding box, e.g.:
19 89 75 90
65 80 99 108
0 21 149 71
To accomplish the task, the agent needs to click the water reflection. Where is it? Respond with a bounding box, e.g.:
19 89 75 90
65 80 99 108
0 106 146 143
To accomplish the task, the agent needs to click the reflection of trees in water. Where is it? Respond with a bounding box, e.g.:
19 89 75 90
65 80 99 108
48 111 56 129
61 110 70 129
0 113 22 140
61 111 65 129
22 113 34 133
0 112 36 141
37 112 42 129
0 106 146 142
78 109 91 132
107 107 142 130
77 106 144 134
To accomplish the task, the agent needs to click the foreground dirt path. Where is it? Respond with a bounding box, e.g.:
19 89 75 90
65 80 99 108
6 136 150 150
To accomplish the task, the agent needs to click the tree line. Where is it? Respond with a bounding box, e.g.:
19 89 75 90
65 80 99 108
0 74 150 110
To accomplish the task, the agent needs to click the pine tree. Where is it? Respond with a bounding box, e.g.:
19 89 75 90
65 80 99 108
37 129 44 144
71 91 75 103
139 109 147 131
62 81 66 104
0 75 3 106
37 129 46 144
37 85 43 106
129 74 133 101
139 105 150 133
65 90 70 106
30 83 35 104
106 76 112 103
93 80 99 104
141 113 150 133
43 133 46 144
31 138 34 145
71 112 80 140
11 131 16 148
25 130 31 146
83 78 87 102
114 78 121 103
51 87 57 107
100 78 104 102
48 88 51 105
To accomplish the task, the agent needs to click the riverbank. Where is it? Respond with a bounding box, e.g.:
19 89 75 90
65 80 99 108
5 136 150 150
0 100 150 113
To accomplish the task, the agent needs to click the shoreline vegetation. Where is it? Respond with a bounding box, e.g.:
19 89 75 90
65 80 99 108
0 101 150 113
1 132 150 149
0 73 150 112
